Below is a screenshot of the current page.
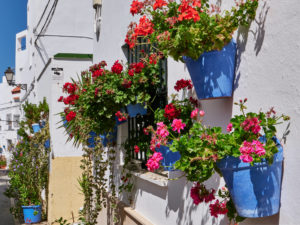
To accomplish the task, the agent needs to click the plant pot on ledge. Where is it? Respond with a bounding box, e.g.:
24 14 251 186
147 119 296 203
183 39 237 100
216 137 283 218
22 205 42 224
156 145 181 171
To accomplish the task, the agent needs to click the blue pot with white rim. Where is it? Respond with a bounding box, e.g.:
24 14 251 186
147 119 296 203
183 39 237 100
156 145 181 171
32 123 41 133
126 104 147 117
22 205 42 223
216 137 283 218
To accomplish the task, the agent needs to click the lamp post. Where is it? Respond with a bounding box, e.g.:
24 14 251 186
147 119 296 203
4 67 27 91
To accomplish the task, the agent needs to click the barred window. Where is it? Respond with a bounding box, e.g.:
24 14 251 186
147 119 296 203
125 41 167 169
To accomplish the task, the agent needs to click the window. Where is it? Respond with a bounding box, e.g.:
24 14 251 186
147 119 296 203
125 40 168 169
6 114 12 130
13 115 20 128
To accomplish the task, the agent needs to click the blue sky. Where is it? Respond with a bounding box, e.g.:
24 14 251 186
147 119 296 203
0 0 28 83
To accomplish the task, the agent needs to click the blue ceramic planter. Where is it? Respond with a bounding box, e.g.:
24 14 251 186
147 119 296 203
22 205 42 224
126 104 147 117
183 39 237 100
88 126 118 148
44 139 50 149
32 124 41 133
216 138 283 218
156 145 181 171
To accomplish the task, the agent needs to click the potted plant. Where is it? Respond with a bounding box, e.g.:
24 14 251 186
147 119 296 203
126 0 259 99
0 156 7 169
144 79 201 171
58 54 162 145
151 99 289 223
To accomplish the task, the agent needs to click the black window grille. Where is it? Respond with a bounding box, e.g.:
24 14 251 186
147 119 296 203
125 40 167 169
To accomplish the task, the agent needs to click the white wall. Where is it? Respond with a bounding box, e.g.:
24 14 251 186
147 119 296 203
93 0 300 225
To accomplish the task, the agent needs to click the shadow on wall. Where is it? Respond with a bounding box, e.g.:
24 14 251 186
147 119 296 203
165 172 228 225
234 1 269 91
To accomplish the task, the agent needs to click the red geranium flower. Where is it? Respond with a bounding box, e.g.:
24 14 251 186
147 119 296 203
153 0 167 10
111 60 123 74
174 79 193 91
66 111 76 121
58 96 64 102
164 103 181 120
130 0 144 15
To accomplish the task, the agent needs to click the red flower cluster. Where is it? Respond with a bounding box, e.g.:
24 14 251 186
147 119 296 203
149 53 158 65
130 62 145 73
134 145 140 153
125 16 154 49
89 62 107 77
66 111 76 121
63 82 77 94
111 60 123 74
63 95 79 105
122 79 132 89
209 200 228 218
241 117 261 134
153 0 167 10
174 79 193 91
164 103 181 120
115 111 127 122
190 183 216 205
178 0 201 22
130 0 144 15
58 96 64 102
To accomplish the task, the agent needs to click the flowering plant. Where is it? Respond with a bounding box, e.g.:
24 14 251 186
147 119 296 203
5 101 50 219
58 53 162 144
127 0 259 61
0 155 6 168
169 98 290 221
144 79 204 171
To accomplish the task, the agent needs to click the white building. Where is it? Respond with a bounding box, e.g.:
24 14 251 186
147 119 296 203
92 1 300 225
5 0 300 224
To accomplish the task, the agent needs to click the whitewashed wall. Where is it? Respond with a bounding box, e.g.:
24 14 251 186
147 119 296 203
93 0 300 225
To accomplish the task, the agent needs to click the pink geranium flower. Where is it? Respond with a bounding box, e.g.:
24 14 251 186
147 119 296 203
171 119 186 133
191 108 199 119
146 152 163 171
227 123 233 132
199 110 205 117
240 154 253 163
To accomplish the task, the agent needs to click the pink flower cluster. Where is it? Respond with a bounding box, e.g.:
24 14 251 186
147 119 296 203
190 183 215 205
146 152 163 171
241 117 261 134
171 119 186 133
239 140 266 163
149 122 169 151
190 109 205 119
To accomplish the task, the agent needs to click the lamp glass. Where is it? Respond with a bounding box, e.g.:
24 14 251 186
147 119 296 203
4 67 14 85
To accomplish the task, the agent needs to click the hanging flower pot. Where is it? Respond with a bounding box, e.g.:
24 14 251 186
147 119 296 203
216 138 283 218
156 145 181 171
32 123 41 133
88 126 118 148
183 40 237 100
22 205 42 224
126 103 147 117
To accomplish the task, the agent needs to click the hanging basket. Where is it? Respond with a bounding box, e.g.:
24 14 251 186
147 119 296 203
126 103 147 118
216 138 283 218
183 39 237 100
88 126 118 148
156 145 181 171
22 205 42 224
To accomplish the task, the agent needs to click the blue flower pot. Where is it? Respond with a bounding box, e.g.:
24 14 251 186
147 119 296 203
44 139 50 149
22 205 42 224
156 145 181 171
183 39 237 100
88 126 118 148
32 124 41 133
216 138 283 218
126 104 147 117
